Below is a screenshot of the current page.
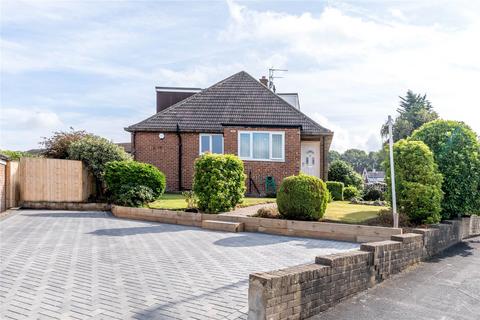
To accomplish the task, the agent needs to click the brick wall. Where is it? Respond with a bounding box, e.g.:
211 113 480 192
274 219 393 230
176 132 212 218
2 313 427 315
248 216 480 320
223 127 301 195
0 163 6 212
134 127 313 194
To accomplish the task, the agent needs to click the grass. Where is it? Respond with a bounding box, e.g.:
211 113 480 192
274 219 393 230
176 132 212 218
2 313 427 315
323 201 386 223
147 193 275 210
147 194 386 224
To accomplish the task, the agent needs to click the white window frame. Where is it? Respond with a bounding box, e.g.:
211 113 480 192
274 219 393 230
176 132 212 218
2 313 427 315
199 134 224 155
237 131 285 162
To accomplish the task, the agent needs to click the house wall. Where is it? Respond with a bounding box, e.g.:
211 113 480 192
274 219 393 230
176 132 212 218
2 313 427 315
223 127 301 195
134 128 324 194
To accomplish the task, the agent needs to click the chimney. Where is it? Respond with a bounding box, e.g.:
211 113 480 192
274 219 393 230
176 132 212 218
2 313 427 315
259 76 268 87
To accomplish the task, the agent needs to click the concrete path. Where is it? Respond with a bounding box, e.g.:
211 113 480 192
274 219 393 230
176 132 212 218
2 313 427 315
310 236 480 320
0 210 358 320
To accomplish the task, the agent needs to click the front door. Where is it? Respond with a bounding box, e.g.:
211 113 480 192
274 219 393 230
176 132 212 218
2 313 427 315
301 141 320 177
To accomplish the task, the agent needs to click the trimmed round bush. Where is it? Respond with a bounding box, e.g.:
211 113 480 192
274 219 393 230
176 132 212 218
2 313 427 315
193 154 246 213
411 120 480 218
277 174 328 220
384 139 443 224
114 184 155 207
105 161 166 199
343 185 360 200
328 160 363 190
326 181 344 201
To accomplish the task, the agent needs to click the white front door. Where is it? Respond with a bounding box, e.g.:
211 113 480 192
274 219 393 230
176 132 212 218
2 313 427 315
301 141 320 177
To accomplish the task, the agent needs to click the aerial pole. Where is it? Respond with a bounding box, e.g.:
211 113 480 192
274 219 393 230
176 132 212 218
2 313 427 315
387 115 398 228
268 68 288 92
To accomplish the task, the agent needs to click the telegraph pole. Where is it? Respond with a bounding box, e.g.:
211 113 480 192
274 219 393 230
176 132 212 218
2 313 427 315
387 115 398 228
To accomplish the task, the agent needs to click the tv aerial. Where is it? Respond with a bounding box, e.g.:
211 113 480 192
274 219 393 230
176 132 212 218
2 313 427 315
268 68 288 93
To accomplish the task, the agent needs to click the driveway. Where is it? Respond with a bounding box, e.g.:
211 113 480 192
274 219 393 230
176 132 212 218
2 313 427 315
309 236 480 320
0 210 358 320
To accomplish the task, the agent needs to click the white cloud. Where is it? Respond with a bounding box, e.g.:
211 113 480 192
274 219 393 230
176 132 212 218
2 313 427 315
221 1 480 151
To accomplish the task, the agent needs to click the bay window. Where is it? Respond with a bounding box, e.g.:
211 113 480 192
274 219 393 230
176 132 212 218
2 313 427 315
199 134 223 154
238 131 285 161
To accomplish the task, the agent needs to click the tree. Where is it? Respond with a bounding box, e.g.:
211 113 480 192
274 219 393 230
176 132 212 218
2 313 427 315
367 150 385 171
384 139 443 224
328 150 341 163
68 135 130 197
328 160 363 190
410 120 480 218
381 90 439 141
0 150 38 161
40 127 91 159
341 149 369 173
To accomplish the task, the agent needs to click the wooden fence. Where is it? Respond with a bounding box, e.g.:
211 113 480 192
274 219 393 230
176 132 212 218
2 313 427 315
19 158 94 202
6 161 20 208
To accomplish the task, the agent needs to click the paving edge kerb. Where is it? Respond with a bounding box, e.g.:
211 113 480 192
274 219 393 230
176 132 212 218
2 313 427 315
110 205 402 242
247 215 480 320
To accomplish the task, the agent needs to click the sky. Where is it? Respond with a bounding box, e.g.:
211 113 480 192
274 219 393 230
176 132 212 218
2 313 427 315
1 0 479 152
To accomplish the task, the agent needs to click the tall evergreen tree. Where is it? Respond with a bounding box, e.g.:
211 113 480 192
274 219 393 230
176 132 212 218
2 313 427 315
381 90 439 141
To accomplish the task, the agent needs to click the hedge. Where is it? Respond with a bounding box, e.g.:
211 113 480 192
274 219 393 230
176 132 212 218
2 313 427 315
326 181 344 201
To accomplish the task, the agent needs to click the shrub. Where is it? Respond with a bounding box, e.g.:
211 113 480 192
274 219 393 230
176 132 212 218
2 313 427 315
41 127 91 159
68 135 130 185
411 120 480 218
363 184 386 201
182 191 197 209
277 174 328 220
328 160 363 190
326 181 344 201
384 139 443 224
113 184 155 207
0 150 38 161
193 154 246 213
343 186 360 200
105 161 166 200
255 206 279 219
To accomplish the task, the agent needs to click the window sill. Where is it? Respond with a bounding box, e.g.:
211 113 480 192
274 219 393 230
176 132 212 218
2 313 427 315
239 158 285 163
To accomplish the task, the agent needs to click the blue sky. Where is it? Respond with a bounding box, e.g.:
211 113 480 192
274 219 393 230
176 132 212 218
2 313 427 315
1 0 479 152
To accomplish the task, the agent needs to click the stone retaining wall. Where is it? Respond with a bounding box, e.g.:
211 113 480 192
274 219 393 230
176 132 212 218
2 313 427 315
111 205 402 242
248 215 480 320
21 201 110 211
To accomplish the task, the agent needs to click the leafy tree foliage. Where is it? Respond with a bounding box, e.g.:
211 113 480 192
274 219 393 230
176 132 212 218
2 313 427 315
384 139 443 224
277 174 328 220
0 150 38 161
328 160 363 190
410 120 480 217
381 90 439 141
341 149 369 172
328 150 341 163
40 127 91 159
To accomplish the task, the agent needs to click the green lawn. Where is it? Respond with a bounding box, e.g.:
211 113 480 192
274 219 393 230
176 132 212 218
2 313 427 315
324 201 386 223
147 193 275 210
147 194 385 224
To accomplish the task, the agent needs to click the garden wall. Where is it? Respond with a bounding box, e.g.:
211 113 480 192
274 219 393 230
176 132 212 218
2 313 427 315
248 215 480 320
111 205 401 242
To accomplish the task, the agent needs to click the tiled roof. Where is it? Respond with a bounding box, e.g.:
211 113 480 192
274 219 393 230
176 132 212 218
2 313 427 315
126 71 332 136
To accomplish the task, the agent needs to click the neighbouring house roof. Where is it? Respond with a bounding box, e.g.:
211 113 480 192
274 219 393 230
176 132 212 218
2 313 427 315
116 142 132 153
126 71 332 137
362 168 386 184
0 153 9 162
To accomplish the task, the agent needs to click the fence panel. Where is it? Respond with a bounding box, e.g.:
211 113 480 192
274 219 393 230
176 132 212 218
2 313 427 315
20 158 93 202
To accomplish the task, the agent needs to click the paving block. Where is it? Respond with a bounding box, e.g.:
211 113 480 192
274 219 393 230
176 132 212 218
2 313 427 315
202 220 244 232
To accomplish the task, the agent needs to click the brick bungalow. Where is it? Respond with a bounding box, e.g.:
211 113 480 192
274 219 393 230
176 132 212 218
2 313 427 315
126 71 333 194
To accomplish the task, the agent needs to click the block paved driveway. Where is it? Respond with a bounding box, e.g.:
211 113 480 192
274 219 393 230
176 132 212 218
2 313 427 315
0 210 358 320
